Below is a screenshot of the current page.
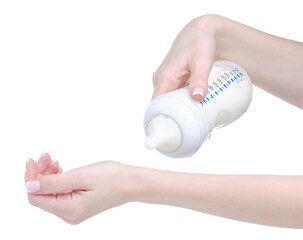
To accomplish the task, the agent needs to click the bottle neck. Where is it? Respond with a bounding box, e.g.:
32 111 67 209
145 115 182 152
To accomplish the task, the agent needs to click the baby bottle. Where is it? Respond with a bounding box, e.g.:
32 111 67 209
143 60 253 158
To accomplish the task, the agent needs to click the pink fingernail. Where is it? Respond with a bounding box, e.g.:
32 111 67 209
193 87 204 98
49 159 57 166
26 157 30 168
25 180 40 193
39 152 47 160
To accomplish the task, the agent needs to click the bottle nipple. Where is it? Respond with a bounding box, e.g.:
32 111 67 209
145 115 182 152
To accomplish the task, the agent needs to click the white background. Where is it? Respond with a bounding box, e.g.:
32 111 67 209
0 0 302 239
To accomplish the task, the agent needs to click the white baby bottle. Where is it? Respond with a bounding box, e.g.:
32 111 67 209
143 60 253 158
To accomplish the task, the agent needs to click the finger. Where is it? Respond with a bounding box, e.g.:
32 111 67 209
44 160 60 175
28 168 90 194
151 81 178 100
151 74 177 100
25 159 41 193
28 191 87 224
25 159 38 182
28 192 72 216
152 66 189 100
188 53 214 101
37 152 51 173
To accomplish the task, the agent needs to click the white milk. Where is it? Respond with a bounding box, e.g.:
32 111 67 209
144 61 253 158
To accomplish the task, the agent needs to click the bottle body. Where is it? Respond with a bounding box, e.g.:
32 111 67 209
144 61 253 158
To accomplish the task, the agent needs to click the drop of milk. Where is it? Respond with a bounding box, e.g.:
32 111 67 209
145 115 182 152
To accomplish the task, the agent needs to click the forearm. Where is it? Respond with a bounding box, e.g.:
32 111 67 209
202 14 303 108
129 166 303 228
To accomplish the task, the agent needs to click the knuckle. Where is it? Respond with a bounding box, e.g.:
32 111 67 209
152 68 171 86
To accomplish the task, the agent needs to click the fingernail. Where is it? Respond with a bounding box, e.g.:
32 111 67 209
25 157 30 168
49 159 57 166
193 87 204 98
25 180 40 193
39 151 47 160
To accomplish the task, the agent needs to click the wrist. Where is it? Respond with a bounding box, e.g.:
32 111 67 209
123 165 189 206
195 14 244 62
194 14 225 60
120 164 147 203
121 164 162 204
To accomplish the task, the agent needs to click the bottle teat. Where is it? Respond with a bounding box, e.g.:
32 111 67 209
145 115 182 152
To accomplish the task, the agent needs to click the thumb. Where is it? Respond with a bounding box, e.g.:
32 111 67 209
25 159 41 193
188 55 213 101
25 158 38 182
26 168 89 194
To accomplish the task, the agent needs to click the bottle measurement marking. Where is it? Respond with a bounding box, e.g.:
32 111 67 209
200 67 245 106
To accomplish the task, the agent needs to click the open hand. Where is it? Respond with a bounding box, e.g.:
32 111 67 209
25 153 133 224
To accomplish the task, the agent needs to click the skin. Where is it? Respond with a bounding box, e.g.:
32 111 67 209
25 14 303 227
152 15 303 108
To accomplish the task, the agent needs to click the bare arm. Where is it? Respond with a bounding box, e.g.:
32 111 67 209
26 155 303 228
25 16 303 227
152 14 303 108
214 15 303 108
132 166 303 228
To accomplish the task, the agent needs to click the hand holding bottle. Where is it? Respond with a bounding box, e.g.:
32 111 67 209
152 14 303 108
25 14 303 228
151 15 217 100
